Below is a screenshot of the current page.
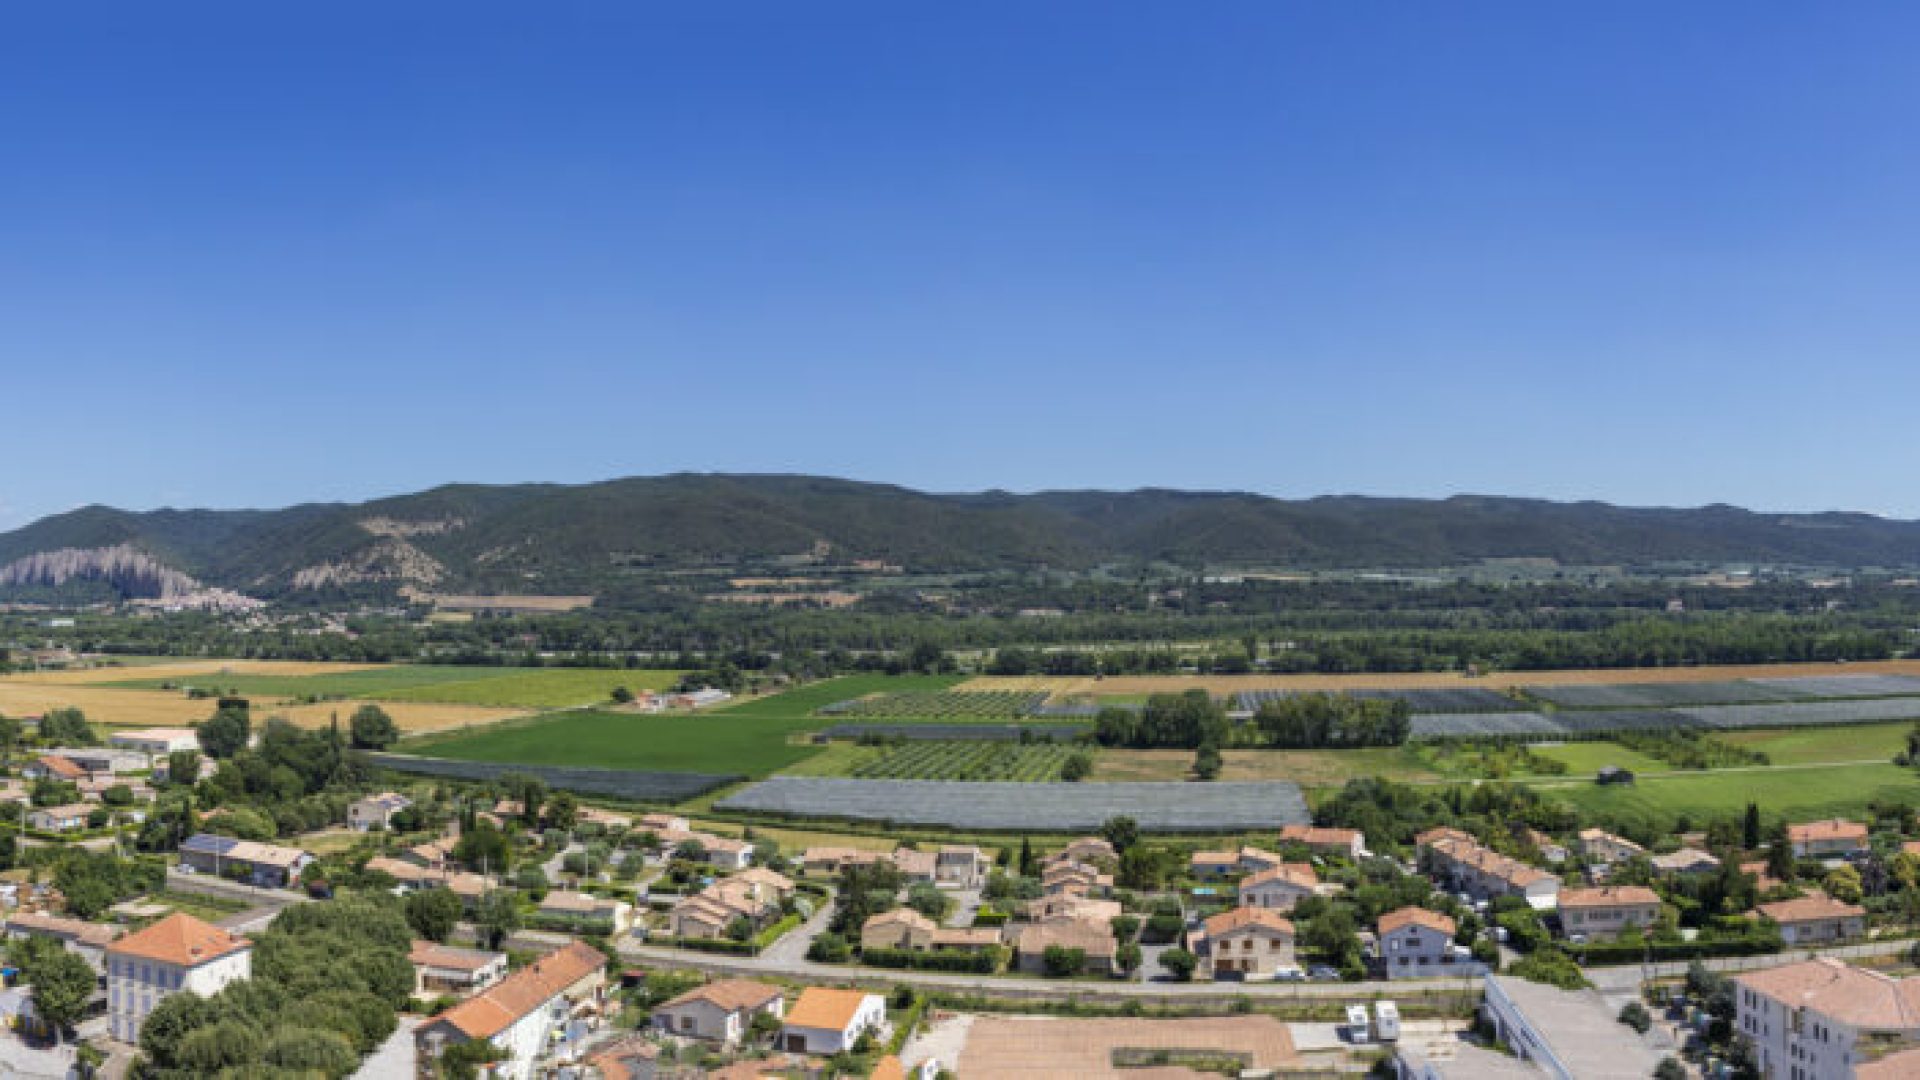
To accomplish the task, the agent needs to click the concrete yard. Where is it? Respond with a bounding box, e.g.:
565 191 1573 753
953 1015 1298 1077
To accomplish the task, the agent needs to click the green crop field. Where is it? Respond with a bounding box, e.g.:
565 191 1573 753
819 688 1045 720
781 740 1076 781
402 674 963 779
1713 722 1910 766
1533 762 1920 826
379 668 683 708
1525 741 1670 776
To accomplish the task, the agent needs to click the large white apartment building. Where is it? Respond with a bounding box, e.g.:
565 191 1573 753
104 914 253 1042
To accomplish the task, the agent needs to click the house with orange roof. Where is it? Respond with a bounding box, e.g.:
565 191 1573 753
1557 885 1663 942
105 914 252 1042
22 755 86 784
1013 917 1118 975
651 978 784 1044
409 940 507 998
1194 906 1296 979
586 1035 659 1080
415 940 606 1079
1189 850 1241 879
1238 863 1319 912
1755 892 1868 946
1419 834 1561 904
1788 819 1870 860
1277 823 1366 858
778 986 887 1055
1735 957 1920 1080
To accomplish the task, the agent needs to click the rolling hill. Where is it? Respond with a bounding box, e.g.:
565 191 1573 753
2 474 1918 600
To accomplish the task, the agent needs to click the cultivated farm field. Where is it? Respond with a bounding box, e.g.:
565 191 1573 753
12 659 387 686
788 740 1078 782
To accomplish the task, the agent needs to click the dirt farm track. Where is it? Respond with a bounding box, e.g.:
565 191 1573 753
958 658 1920 697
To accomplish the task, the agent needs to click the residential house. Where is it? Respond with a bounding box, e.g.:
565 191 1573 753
779 987 887 1055
363 856 490 901
638 813 690 836
109 728 201 756
22 756 86 784
1041 860 1112 897
105 914 253 1042
669 878 780 941
934 845 990 889
577 806 631 830
177 834 313 888
652 979 785 1045
415 941 607 1080
891 847 938 885
860 909 1002 954
1239 863 1319 912
696 835 755 871
1014 917 1117 975
1756 893 1868 946
1735 958 1920 1080
1650 848 1721 877
1056 837 1117 864
1021 894 1122 924
27 803 94 833
1418 831 1561 904
5 912 122 972
1195 907 1296 980
729 867 795 902
409 940 508 998
1277 824 1366 859
1378 907 1482 981
1189 851 1241 879
1525 828 1569 864
537 890 635 935
587 1036 660 1080
1789 819 1871 860
1557 886 1662 942
1577 828 1646 866
39 748 146 775
347 792 412 831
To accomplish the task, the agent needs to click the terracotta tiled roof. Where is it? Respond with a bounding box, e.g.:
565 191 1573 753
432 940 605 1040
587 1036 659 1080
659 978 782 1012
1858 1044 1920 1078
865 908 936 934
783 986 876 1033
1016 917 1117 959
1736 958 1920 1031
105 913 250 967
1277 824 1361 847
1190 851 1238 867
408 940 501 974
6 912 122 949
1203 906 1295 938
36 756 86 780
1787 819 1869 844
1756 893 1868 924
1559 886 1661 909
1241 863 1319 890
870 1056 908 1080
1377 906 1455 938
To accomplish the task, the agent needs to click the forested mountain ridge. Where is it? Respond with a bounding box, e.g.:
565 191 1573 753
1 474 1917 600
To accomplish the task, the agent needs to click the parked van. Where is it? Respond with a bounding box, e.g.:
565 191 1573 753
1374 1001 1401 1041
1346 1004 1371 1044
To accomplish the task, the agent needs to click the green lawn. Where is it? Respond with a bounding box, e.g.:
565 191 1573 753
1714 723 1910 766
1526 741 1670 776
402 674 963 778
1532 762 1920 826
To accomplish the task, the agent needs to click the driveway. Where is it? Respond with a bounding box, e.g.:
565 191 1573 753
353 1016 418 1079
758 900 835 967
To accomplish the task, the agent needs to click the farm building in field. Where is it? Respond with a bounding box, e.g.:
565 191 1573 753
109 728 201 756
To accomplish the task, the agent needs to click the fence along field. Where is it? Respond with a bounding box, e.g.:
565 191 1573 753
716 776 1311 831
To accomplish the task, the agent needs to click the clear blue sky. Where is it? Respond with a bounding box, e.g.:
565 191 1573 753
4 3 1918 530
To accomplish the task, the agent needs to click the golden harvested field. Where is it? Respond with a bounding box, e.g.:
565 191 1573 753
956 1015 1297 1078
8 659 387 686
0 678 526 733
0 683 224 726
962 658 1920 697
